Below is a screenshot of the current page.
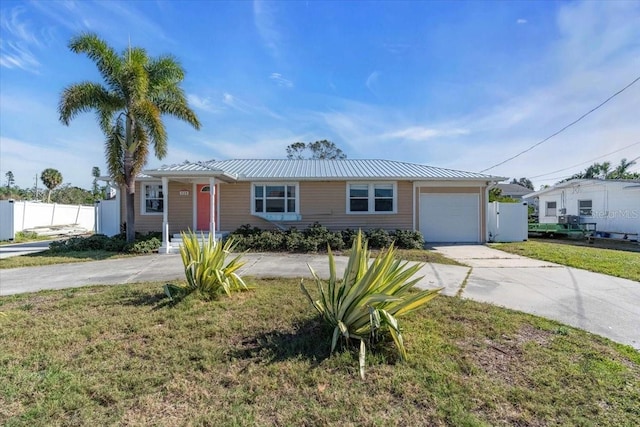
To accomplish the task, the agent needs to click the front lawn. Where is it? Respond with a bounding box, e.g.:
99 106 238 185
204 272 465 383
1 280 637 426
491 240 640 282
0 250 131 269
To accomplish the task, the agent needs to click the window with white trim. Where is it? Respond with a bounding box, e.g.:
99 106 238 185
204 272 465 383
252 184 298 213
578 200 592 216
347 183 396 214
545 201 557 217
142 183 163 215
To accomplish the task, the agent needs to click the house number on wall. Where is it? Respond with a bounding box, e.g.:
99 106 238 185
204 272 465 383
179 190 189 196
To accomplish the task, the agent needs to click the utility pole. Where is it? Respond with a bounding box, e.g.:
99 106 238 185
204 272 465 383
34 173 39 201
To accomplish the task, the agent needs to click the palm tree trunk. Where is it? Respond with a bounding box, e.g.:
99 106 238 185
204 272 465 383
124 114 136 243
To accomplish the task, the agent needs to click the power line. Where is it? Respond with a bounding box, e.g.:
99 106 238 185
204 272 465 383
480 75 640 173
528 141 640 179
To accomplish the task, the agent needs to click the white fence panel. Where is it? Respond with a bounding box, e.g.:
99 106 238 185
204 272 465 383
95 199 120 236
0 201 96 240
0 200 15 241
488 202 528 242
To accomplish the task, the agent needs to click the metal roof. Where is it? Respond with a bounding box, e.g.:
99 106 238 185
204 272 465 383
146 159 503 181
524 178 640 198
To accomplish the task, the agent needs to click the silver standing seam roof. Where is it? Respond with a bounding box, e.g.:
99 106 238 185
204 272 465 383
146 159 504 181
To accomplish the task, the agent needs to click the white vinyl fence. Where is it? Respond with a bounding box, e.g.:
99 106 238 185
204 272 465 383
95 198 121 237
487 201 529 242
0 200 96 241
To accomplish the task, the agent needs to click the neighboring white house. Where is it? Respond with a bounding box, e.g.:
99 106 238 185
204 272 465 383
525 179 640 237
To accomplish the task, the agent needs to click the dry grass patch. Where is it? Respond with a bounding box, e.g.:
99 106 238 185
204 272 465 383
0 279 638 426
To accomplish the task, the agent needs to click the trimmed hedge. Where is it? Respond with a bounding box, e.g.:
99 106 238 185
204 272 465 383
227 223 424 252
49 232 162 254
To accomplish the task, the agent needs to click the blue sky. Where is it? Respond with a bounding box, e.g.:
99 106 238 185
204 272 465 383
1 0 639 190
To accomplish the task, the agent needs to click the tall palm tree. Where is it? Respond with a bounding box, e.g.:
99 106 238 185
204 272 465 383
59 33 201 242
41 168 63 203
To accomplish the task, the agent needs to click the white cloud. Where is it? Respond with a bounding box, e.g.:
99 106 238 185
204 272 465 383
269 72 293 88
516 18 527 24
0 136 104 189
365 71 380 94
0 6 44 72
221 92 283 119
384 127 469 141
187 94 220 113
253 0 282 59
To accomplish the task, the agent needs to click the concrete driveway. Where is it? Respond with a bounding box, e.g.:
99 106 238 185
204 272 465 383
1 246 638 349
430 245 640 350
0 252 467 298
0 240 53 259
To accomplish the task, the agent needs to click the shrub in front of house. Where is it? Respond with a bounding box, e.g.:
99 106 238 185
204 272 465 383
227 224 424 252
392 229 425 250
48 232 161 254
300 230 442 378
164 230 249 302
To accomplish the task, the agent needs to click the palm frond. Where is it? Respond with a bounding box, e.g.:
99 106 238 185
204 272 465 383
68 33 123 93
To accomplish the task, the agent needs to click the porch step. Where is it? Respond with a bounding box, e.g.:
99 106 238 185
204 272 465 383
169 231 229 247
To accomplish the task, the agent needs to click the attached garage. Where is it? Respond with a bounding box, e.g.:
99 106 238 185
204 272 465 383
419 193 481 243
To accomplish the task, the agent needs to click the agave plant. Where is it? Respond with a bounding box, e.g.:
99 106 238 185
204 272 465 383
164 230 248 301
301 230 442 378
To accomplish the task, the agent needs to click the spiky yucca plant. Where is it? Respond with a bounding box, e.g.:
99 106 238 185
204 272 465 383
164 231 248 301
301 230 442 378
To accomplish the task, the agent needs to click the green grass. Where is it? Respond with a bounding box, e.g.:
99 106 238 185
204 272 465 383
1 279 638 426
0 250 131 269
490 240 640 282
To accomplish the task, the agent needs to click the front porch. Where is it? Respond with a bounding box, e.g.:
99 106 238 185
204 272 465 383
154 175 228 254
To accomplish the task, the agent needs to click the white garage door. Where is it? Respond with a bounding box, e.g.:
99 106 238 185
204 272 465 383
419 193 480 243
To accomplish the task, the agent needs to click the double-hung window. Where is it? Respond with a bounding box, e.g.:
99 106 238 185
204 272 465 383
545 201 557 217
347 183 396 214
253 184 298 214
143 183 163 215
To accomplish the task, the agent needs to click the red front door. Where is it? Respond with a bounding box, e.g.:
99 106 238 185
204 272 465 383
196 184 214 231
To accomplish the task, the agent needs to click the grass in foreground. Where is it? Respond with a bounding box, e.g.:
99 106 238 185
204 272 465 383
490 240 640 282
1 280 638 426
0 250 131 269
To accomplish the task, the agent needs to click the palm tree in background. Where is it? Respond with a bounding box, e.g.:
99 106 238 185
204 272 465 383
41 168 63 203
59 33 201 242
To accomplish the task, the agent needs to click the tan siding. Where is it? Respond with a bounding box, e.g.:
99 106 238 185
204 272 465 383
219 181 413 232
133 181 161 234
167 182 193 234
133 181 194 235
218 182 261 230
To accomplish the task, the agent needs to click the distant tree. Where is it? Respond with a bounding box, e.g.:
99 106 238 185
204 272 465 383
5 171 15 188
59 33 201 242
286 140 347 159
40 168 63 203
609 158 639 179
489 187 517 203
561 158 639 182
51 184 94 205
91 166 103 199
510 177 534 190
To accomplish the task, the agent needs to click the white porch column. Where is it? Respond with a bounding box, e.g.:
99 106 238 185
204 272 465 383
160 176 170 254
209 177 216 239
